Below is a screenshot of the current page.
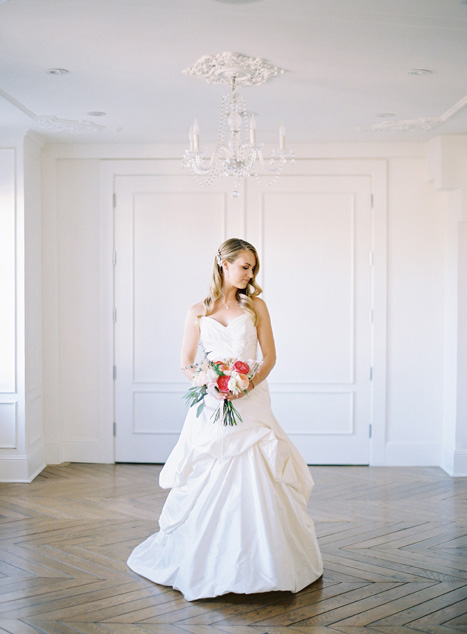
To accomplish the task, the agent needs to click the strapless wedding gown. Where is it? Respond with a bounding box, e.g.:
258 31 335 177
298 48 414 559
127 312 323 601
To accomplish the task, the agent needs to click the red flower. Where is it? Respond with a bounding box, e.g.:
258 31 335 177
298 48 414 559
233 360 249 374
217 376 230 392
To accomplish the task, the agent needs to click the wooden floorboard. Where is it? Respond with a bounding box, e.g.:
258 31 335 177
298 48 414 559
0 464 466 633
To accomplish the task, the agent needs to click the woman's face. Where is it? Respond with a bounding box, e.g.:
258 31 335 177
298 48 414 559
225 249 256 289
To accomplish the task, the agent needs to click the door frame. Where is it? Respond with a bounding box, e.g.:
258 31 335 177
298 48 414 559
99 159 387 465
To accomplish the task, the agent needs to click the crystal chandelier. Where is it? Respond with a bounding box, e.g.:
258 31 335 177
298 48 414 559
182 52 294 197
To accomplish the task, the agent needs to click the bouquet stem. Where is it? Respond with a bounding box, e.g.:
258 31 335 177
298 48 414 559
211 398 244 426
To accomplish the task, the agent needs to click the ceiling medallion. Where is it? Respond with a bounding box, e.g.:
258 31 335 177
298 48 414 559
371 116 442 132
182 51 285 86
0 87 107 134
182 52 293 197
33 115 105 133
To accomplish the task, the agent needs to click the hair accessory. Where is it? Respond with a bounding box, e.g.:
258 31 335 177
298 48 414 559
216 250 222 267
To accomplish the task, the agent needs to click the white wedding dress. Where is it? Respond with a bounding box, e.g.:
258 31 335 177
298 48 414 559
127 312 323 601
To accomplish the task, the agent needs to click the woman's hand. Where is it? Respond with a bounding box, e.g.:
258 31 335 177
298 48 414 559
212 390 228 401
224 392 243 401
224 381 255 401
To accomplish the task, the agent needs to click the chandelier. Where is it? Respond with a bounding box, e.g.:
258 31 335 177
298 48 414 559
182 52 294 197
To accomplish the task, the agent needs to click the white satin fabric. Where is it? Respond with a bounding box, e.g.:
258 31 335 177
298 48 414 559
127 313 323 601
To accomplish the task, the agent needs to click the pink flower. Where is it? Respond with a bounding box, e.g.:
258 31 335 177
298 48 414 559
228 373 249 394
236 373 249 390
217 376 230 392
233 360 250 374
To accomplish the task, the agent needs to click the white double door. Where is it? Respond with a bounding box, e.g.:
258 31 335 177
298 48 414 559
114 162 374 464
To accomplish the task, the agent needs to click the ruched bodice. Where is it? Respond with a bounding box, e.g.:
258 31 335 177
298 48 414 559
199 313 258 361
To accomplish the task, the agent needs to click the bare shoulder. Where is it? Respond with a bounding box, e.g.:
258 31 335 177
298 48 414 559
251 296 270 321
189 300 204 315
186 300 204 324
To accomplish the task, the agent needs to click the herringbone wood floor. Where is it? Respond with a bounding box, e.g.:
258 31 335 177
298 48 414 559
0 464 466 634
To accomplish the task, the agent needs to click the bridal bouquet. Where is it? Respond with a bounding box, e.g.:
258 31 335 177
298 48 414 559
184 357 262 426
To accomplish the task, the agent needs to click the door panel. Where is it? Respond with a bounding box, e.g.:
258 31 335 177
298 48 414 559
114 170 373 464
248 176 372 463
114 175 243 462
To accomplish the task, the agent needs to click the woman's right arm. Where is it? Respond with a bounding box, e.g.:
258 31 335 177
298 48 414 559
180 305 201 381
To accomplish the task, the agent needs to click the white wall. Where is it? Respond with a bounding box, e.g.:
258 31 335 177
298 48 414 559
385 157 444 464
428 136 467 477
0 144 20 479
42 158 102 464
24 134 46 478
0 132 45 481
40 141 451 470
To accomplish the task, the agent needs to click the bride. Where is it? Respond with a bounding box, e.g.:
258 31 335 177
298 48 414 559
127 238 323 601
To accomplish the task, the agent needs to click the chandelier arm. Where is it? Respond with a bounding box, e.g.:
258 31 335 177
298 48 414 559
216 145 231 161
192 150 220 173
255 151 287 173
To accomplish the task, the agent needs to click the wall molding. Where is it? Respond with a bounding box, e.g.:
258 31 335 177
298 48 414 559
428 135 467 477
441 448 467 478
45 442 61 466
0 445 46 483
43 142 427 161
60 441 107 464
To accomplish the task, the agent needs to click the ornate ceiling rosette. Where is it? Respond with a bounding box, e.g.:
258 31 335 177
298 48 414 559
182 51 286 86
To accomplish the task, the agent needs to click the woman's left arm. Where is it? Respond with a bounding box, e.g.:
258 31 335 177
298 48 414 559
252 297 276 388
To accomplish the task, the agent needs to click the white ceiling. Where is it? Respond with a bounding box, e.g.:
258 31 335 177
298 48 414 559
1 0 467 145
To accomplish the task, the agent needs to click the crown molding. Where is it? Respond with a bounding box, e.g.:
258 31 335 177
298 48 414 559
369 93 467 133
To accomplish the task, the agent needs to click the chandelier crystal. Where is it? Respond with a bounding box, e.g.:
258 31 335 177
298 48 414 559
181 52 294 197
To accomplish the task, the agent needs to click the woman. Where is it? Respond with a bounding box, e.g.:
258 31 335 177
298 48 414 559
127 238 323 601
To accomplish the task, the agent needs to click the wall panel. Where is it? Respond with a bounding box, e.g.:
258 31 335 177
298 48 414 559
0 149 16 394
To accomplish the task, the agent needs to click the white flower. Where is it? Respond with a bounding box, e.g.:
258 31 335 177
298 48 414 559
206 368 218 382
228 376 242 395
192 370 207 387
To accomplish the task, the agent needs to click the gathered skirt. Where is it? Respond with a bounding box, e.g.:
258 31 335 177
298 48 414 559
127 381 323 601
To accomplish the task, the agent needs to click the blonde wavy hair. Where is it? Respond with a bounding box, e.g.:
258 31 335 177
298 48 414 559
201 238 263 325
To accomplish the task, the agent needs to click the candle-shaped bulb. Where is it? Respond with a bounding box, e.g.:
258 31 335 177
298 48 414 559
193 118 200 151
279 121 285 150
189 126 194 151
249 114 257 146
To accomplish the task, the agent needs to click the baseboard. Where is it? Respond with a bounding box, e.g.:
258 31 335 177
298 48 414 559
0 453 46 483
27 442 46 481
45 442 62 465
440 447 467 477
383 442 441 466
60 441 105 463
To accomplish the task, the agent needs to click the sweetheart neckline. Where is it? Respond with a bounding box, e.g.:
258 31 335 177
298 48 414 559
202 313 249 328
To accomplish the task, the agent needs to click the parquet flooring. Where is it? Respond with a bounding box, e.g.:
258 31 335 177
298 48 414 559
0 464 466 634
